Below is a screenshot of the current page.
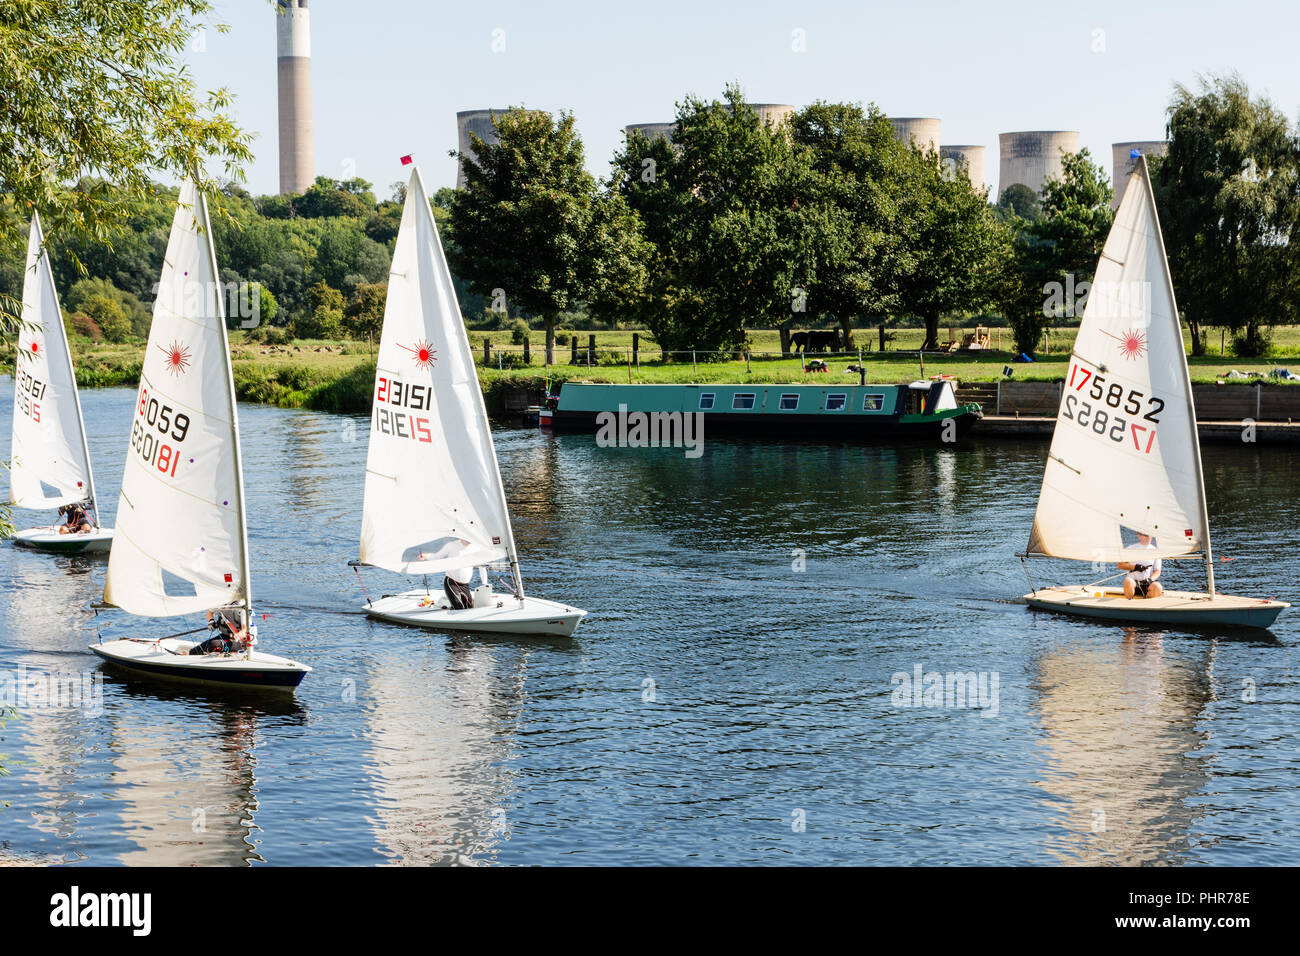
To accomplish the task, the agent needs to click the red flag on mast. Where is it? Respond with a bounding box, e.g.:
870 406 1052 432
400 155 413 165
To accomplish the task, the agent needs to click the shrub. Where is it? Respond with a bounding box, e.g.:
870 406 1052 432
79 293 133 343
264 326 292 346
292 307 344 340
1231 325 1272 358
509 319 530 345
65 312 103 341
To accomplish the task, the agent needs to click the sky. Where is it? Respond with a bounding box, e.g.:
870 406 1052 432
183 0 1300 198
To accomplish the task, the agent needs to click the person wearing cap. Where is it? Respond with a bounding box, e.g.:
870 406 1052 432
1119 531 1163 599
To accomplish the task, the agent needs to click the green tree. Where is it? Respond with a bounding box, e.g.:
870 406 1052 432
895 148 1009 351
66 277 151 338
79 292 132 343
613 87 830 354
344 281 386 338
1151 74 1300 356
449 108 644 363
0 0 251 332
1001 149 1114 355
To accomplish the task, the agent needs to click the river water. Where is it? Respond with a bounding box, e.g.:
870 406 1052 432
0 386 1296 865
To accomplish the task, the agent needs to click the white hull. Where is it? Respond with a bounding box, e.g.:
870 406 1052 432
89 637 311 690
365 589 586 637
1024 586 1287 629
13 526 114 554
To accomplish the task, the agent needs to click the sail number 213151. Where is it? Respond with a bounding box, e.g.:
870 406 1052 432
1063 363 1164 454
131 386 191 478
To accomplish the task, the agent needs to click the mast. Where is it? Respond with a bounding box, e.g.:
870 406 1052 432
1140 156 1216 596
196 187 255 624
33 212 101 525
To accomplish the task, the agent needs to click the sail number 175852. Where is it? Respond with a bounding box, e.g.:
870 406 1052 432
1064 363 1164 454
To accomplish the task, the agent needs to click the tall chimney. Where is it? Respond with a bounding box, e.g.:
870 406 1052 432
276 1 314 195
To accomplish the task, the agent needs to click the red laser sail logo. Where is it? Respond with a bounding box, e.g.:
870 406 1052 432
1103 328 1148 361
397 339 437 370
159 340 192 376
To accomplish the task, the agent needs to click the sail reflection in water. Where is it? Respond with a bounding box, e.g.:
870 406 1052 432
362 637 532 865
1033 630 1213 864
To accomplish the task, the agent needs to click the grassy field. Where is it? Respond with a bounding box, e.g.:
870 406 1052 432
65 325 1300 415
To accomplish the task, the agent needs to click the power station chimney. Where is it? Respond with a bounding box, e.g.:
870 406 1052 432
276 1 314 195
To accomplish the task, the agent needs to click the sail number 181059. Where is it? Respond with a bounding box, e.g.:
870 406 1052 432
1064 363 1164 454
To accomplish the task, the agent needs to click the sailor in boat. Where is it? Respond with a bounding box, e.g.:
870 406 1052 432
57 502 93 535
189 608 249 655
444 565 475 610
1119 532 1164 600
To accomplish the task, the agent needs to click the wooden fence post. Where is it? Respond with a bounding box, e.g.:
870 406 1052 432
483 336 491 365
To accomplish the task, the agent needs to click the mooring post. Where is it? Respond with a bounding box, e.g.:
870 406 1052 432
632 332 639 368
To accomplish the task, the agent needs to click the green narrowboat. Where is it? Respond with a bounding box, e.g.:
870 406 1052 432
540 381 982 441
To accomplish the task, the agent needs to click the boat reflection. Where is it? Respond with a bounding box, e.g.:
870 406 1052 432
362 632 545 865
1033 627 1214 864
104 681 305 865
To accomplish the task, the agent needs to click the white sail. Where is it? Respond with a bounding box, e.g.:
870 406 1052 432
1027 156 1210 563
359 166 517 577
104 181 250 616
9 213 97 511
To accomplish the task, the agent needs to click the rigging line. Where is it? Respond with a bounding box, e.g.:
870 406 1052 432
352 564 374 607
1020 556 1037 597
1047 453 1081 475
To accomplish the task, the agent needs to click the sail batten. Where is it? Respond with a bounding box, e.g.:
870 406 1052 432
1027 157 1210 564
358 167 518 581
104 182 249 617
10 213 98 512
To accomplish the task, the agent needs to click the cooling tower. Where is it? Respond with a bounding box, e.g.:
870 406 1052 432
888 117 941 155
456 109 548 189
275 1 314 195
940 145 986 190
998 131 1079 196
1112 141 1168 208
625 123 676 142
749 104 796 129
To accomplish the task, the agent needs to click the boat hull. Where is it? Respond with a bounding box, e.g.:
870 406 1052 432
365 590 586 637
1024 586 1288 629
13 526 114 554
546 407 982 441
89 638 311 690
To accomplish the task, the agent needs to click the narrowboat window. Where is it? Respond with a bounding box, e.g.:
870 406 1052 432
825 393 847 411
778 393 799 410
732 393 756 410
699 393 715 409
862 393 884 411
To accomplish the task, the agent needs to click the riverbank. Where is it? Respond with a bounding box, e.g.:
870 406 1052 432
66 330 1300 416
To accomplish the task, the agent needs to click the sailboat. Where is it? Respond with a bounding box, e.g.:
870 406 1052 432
9 213 114 553
354 164 586 637
89 180 311 688
1021 155 1287 629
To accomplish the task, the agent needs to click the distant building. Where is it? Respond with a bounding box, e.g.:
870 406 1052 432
1111 141 1168 207
455 108 548 189
940 145 986 190
888 117 941 155
998 131 1079 197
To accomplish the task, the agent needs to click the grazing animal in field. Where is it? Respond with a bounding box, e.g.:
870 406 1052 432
790 331 809 352
806 330 839 353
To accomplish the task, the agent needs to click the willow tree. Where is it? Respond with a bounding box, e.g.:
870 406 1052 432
0 0 252 328
1152 74 1300 356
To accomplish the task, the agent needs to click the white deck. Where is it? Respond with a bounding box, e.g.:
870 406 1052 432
1024 586 1287 629
366 589 586 637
